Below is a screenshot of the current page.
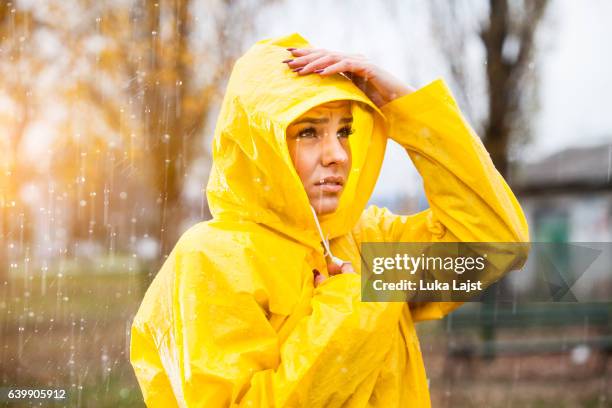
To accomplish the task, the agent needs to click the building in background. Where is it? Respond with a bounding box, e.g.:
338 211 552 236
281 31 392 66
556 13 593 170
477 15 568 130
512 142 612 243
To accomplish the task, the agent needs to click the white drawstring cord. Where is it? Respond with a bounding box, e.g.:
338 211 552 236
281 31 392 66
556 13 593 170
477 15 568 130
310 205 346 266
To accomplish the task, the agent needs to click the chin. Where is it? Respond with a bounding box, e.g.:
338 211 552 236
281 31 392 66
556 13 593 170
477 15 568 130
311 197 340 215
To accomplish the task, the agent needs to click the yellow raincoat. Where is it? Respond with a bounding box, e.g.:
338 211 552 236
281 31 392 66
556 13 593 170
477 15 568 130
130 33 529 407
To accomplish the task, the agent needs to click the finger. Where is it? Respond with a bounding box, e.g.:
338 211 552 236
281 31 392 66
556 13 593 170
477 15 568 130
314 273 327 287
285 52 325 69
299 55 340 75
327 261 342 276
341 262 356 274
317 59 367 76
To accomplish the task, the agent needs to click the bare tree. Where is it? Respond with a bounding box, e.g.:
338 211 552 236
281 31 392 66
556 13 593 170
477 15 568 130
425 0 550 358
0 0 270 285
429 0 549 177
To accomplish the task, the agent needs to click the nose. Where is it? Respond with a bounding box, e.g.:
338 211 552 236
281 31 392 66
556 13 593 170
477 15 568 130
320 132 349 166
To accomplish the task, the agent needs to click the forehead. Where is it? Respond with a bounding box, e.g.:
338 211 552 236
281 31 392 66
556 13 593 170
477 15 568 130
300 100 352 118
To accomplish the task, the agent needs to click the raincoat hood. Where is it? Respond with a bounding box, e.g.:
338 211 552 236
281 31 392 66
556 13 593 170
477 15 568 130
206 33 387 253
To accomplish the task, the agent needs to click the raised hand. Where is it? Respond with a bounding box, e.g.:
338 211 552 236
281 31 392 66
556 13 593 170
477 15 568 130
284 47 414 107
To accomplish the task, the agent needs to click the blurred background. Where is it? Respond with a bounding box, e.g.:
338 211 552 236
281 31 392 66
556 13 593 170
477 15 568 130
1 0 611 406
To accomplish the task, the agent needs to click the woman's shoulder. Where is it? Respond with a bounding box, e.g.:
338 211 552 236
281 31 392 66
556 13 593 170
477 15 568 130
170 218 309 315
174 218 306 256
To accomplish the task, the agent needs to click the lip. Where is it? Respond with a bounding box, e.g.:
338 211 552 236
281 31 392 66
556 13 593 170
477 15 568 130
315 183 344 193
314 176 345 193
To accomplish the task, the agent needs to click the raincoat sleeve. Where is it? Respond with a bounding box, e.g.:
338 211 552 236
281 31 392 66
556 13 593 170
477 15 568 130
133 248 403 408
366 78 529 321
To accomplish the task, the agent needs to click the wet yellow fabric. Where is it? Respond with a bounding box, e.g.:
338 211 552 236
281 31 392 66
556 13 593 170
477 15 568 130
130 33 529 407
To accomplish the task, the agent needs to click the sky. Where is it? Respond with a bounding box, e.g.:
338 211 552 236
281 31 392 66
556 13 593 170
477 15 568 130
254 0 612 200
532 0 612 160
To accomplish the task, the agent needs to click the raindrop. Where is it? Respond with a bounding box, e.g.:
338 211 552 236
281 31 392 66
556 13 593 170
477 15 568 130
607 145 611 182
570 345 591 365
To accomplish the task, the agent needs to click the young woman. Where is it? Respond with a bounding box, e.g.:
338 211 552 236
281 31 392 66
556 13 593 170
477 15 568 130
130 33 528 407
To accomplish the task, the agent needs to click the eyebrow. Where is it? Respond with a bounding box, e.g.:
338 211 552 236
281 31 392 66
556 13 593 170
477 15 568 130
291 116 353 126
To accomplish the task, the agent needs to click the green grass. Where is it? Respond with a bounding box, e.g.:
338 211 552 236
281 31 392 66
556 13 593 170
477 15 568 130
1 259 149 407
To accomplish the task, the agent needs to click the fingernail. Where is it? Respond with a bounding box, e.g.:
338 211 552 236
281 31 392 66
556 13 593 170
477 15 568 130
292 67 303 72
286 47 296 51
281 59 293 63
314 69 324 74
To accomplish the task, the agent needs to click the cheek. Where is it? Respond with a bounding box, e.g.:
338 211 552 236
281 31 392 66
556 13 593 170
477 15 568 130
291 144 318 184
344 145 352 173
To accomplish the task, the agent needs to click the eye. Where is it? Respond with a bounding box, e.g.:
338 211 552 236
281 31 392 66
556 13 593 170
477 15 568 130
297 127 317 139
337 126 354 139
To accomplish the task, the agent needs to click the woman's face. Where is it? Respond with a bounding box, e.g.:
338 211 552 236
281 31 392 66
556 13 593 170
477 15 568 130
286 100 353 215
